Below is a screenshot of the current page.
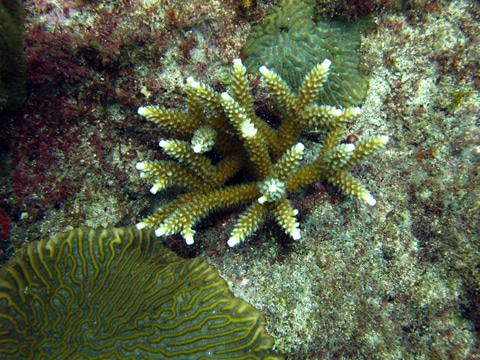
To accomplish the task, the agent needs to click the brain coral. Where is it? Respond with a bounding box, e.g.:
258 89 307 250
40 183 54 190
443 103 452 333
244 0 372 107
0 227 282 359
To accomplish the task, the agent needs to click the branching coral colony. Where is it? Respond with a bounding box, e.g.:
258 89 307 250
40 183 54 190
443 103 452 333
135 59 388 247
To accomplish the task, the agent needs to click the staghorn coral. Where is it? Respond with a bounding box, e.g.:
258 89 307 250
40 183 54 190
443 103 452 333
0 226 281 359
135 58 388 247
243 0 373 107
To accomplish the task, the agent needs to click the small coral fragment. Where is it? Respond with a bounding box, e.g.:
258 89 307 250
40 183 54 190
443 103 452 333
136 59 388 246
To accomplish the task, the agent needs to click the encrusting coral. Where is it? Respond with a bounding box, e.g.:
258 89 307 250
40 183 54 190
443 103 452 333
243 0 373 107
136 58 388 247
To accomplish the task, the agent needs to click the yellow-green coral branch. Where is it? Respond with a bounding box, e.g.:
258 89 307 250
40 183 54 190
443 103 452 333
155 183 259 245
137 106 200 133
221 92 272 180
297 59 331 108
228 202 269 247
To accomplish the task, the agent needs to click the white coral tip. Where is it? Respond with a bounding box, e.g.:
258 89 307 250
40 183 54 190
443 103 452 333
332 109 342 117
233 58 242 67
227 236 240 247
292 229 301 241
321 58 332 69
352 107 362 115
295 142 305 151
159 140 168 148
241 120 258 138
221 92 232 100
136 222 147 230
193 144 202 153
182 228 195 245
185 234 194 245
346 143 355 152
380 135 390 144
136 162 145 170
155 227 166 237
259 65 269 75
137 106 148 116
150 185 159 194
364 194 377 206
187 76 199 88
258 195 268 204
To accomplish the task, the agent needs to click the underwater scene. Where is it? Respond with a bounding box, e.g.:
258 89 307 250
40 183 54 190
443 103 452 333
0 0 479 358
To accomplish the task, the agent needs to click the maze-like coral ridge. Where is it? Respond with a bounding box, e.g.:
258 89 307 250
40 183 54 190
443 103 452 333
0 227 282 359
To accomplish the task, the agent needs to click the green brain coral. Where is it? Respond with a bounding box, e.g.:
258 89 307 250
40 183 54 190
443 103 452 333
0 227 282 359
244 0 373 107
